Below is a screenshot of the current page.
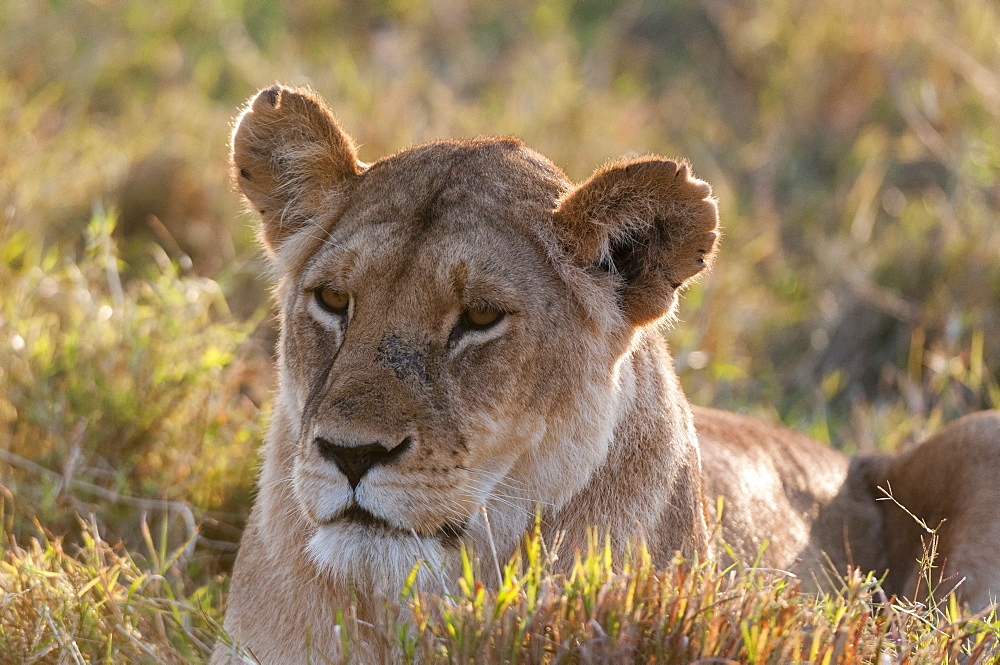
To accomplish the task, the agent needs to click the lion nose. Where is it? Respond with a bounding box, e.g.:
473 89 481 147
314 437 412 489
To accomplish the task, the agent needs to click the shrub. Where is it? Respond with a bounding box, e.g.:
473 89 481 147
0 210 267 571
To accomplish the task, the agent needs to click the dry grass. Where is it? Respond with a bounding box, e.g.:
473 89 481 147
3 519 998 664
0 517 220 664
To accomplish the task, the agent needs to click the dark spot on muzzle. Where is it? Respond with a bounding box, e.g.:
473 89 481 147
376 335 429 383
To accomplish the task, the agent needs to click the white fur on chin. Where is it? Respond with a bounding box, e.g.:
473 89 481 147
306 521 449 597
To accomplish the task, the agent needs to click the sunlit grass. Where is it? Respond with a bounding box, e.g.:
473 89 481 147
5 519 998 664
0 516 221 664
1 214 267 570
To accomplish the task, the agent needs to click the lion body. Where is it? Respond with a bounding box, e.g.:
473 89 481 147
212 85 1000 664
697 407 879 581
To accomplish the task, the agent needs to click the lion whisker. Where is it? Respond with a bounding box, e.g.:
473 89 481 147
463 475 554 509
459 466 530 489
471 491 534 521
259 472 296 493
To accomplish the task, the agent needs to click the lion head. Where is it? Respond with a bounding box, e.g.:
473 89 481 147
230 84 718 595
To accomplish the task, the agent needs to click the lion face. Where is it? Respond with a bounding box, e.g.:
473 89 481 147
273 142 629 583
231 85 718 588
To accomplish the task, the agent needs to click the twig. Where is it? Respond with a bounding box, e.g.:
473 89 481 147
57 418 88 500
0 447 198 556
480 505 504 585
876 483 942 535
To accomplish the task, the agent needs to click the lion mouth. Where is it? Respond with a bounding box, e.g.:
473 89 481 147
330 503 468 544
334 503 396 530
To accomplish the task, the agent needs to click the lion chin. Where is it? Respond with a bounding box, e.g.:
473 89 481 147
211 84 1000 665
306 518 448 598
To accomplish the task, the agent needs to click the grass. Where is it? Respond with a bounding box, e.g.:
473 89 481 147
1 0 999 661
3 518 998 663
0 517 220 664
1 213 266 574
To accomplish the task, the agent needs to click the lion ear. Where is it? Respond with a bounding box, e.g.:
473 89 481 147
231 84 362 254
553 158 720 326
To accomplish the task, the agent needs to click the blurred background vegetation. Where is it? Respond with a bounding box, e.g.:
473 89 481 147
1 0 998 656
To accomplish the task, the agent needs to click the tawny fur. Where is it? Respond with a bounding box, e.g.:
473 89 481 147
213 85 1000 664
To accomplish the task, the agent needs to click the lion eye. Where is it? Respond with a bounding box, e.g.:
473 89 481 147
460 307 504 330
315 287 350 314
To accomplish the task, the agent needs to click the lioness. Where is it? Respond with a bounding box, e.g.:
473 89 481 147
214 85 1000 663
